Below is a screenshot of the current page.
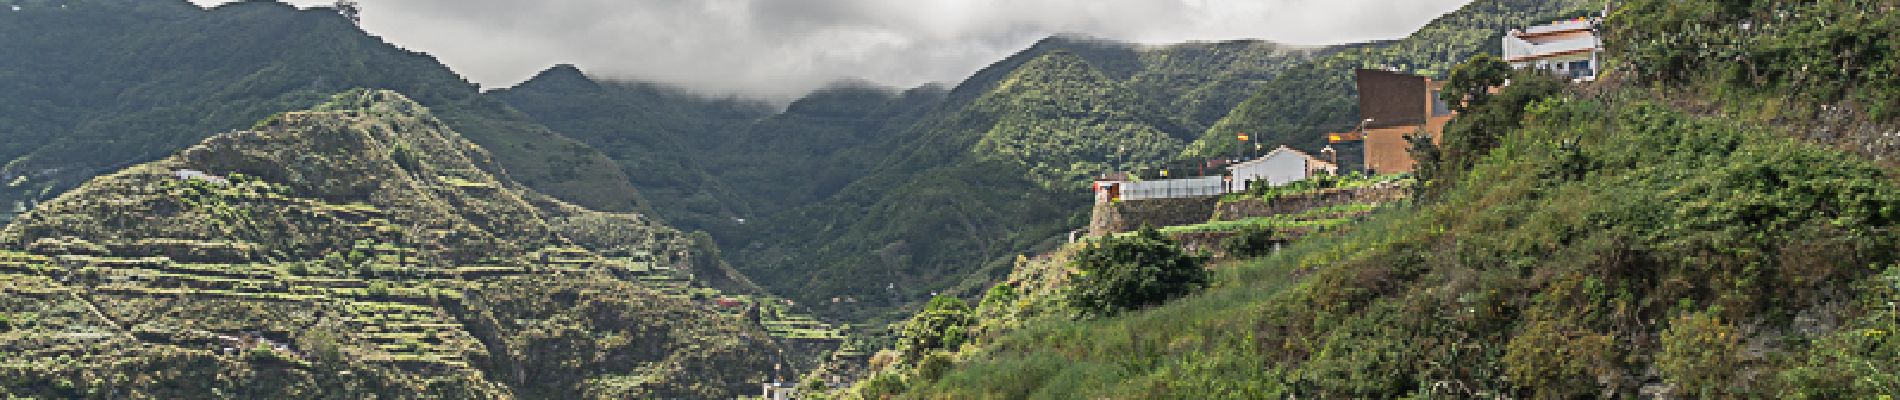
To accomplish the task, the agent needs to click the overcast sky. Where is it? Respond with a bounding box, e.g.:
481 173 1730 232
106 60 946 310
189 0 1471 101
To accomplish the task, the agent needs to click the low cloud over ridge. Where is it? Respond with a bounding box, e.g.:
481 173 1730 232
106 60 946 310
193 0 1470 101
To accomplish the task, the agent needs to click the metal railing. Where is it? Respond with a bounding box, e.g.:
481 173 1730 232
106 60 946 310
1119 177 1226 200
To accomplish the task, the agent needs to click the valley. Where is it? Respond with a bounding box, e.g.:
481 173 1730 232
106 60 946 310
5 0 1897 398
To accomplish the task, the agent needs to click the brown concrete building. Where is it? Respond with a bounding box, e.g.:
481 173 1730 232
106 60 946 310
1337 69 1454 174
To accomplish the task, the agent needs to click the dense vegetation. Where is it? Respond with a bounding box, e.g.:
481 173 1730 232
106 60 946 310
1064 228 1208 318
1610 0 1900 119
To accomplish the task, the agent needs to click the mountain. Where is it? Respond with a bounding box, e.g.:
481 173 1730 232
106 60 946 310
495 36 1318 323
0 0 645 223
489 67 950 243
0 90 780 398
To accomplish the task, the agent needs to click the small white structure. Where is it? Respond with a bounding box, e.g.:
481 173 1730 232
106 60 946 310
1228 146 1336 190
1503 17 1604 81
762 382 798 400
172 169 229 185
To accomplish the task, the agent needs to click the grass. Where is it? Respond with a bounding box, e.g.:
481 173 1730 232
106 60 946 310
887 86 1900 398
905 240 1331 398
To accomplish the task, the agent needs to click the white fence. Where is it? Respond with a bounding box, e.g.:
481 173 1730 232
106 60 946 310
1119 177 1226 200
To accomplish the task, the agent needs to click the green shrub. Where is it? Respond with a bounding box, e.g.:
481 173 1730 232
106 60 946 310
247 342 277 363
389 143 421 172
857 373 906 399
916 351 955 382
1221 225 1281 258
899 296 974 361
978 283 1017 311
366 282 391 298
1066 227 1208 318
1659 311 1744 397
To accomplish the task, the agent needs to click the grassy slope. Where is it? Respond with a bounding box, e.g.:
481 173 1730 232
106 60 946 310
888 88 1900 398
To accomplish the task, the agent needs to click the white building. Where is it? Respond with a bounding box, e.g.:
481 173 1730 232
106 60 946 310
1228 146 1337 190
761 382 798 400
1503 17 1603 81
172 169 229 185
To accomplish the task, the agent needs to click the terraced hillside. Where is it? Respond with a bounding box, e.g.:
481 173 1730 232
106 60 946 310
0 90 837 399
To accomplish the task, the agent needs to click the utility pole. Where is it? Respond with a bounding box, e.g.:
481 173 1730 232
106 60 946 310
1356 119 1374 174
1235 132 1250 163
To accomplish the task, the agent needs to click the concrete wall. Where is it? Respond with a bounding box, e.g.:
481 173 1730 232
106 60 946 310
1088 196 1220 237
1357 69 1430 129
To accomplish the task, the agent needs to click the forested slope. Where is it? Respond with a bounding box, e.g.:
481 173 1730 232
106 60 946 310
492 36 1317 324
0 0 644 220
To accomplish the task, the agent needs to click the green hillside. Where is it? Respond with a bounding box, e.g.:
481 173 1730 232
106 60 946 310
0 0 645 222
0 91 794 398
487 65 773 238
744 37 1317 317
848 1 1900 398
490 36 1318 324
490 68 944 242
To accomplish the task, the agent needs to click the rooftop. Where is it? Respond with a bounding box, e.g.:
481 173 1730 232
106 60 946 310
1519 18 1594 36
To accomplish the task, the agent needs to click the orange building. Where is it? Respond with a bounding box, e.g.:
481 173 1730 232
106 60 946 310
1330 69 1455 174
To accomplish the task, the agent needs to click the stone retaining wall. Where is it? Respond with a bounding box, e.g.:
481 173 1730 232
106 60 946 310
1214 184 1408 221
1088 196 1220 237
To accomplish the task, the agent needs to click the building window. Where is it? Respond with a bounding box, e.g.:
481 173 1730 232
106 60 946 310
1570 60 1594 79
1431 90 1451 117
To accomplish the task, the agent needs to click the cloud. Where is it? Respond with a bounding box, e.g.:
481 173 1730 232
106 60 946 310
190 0 1471 101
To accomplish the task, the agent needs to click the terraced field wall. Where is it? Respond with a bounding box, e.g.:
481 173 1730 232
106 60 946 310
1213 183 1409 220
1087 197 1221 236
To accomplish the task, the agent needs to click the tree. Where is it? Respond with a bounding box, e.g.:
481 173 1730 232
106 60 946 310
898 296 974 361
1418 69 1564 201
1066 227 1209 317
333 0 361 25
1441 54 1511 113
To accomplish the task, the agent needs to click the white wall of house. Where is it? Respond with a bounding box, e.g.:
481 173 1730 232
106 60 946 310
1231 149 1311 189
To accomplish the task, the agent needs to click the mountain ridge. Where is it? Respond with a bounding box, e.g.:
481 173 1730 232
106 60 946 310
0 90 784 399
